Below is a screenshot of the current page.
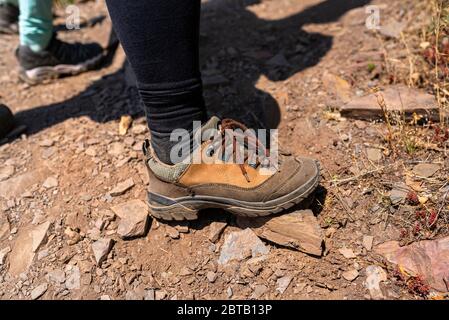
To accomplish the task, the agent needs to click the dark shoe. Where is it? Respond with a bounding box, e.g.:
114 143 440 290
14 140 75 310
0 104 14 140
0 3 19 34
16 35 104 84
143 116 320 221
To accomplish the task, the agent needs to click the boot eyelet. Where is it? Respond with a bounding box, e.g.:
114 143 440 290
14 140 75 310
206 145 215 157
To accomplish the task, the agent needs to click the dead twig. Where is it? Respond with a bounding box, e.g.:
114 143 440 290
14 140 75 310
329 163 398 186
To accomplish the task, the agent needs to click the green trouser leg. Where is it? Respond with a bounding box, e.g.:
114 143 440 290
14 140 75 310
0 0 53 52
18 0 53 52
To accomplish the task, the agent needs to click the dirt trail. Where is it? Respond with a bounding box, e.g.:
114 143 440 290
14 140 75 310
0 0 447 300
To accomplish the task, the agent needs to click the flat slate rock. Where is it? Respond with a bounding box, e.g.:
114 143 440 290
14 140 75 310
237 210 324 257
375 236 449 292
0 167 51 199
340 85 439 121
218 228 269 265
412 163 440 178
111 200 149 239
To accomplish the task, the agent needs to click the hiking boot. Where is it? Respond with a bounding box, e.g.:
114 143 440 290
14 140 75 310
143 116 320 221
16 35 104 84
0 3 19 34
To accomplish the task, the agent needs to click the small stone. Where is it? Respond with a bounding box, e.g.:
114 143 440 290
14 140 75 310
175 224 189 233
339 247 356 259
226 287 233 298
37 249 49 260
92 238 114 265
131 124 147 135
65 266 81 290
206 271 217 283
64 227 82 245
85 146 97 157
31 221 51 252
100 295 111 300
0 165 14 181
251 285 268 299
276 276 293 294
366 148 382 162
165 225 180 239
114 156 131 168
125 290 144 300
412 163 440 178
208 221 227 243
0 214 10 239
340 133 350 142
295 282 307 292
363 235 374 251
0 246 11 265
41 147 56 159
365 265 387 299
111 200 149 239
342 269 359 281
379 20 407 39
110 178 135 197
42 176 58 189
80 193 92 202
119 115 133 135
218 228 269 265
47 270 66 284
0 167 51 199
155 290 167 300
266 53 290 67
39 139 54 147
389 183 409 205
179 266 193 277
31 283 48 300
108 142 125 156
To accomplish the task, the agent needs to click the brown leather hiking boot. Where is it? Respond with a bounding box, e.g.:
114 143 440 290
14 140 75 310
143 117 320 221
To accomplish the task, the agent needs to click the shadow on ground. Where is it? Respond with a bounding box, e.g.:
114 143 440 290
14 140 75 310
8 0 370 140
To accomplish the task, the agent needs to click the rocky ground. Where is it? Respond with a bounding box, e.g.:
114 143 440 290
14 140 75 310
0 0 448 300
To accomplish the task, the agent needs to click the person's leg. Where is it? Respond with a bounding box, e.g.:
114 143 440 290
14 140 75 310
105 0 320 221
18 0 52 52
105 0 206 165
15 1 104 84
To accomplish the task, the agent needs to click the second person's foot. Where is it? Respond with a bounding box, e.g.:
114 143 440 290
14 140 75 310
0 3 18 34
16 35 105 84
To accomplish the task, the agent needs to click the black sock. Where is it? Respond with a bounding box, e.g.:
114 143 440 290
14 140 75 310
106 0 205 164
139 79 206 164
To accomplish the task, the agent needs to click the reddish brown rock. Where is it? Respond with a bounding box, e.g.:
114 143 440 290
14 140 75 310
340 85 439 121
375 237 449 292
237 210 324 256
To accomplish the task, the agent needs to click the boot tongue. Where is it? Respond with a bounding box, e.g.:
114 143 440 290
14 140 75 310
194 116 221 142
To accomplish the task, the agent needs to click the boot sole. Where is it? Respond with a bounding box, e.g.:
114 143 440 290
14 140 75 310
19 53 104 85
147 166 321 221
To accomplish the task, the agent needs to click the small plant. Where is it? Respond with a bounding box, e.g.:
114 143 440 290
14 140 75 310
406 191 420 205
428 210 438 228
393 266 431 298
